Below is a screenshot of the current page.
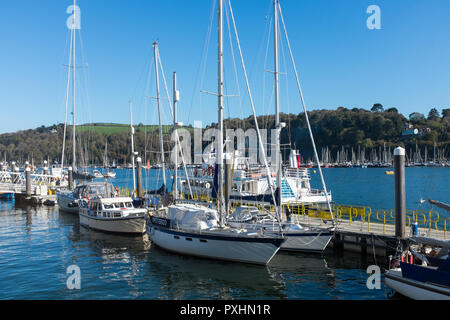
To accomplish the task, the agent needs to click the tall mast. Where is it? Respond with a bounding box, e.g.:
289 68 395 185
72 0 77 171
153 41 167 189
173 72 179 201
273 0 282 219
217 0 225 226
130 101 136 193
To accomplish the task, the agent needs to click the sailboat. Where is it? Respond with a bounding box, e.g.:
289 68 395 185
226 0 334 252
147 0 284 265
58 0 93 181
103 140 116 178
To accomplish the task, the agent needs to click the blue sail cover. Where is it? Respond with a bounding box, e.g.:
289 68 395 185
211 164 219 200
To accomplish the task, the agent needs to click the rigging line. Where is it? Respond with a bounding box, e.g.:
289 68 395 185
278 2 335 225
262 16 272 131
227 0 282 231
156 48 194 199
143 58 156 166
224 0 243 125
248 0 273 83
76 27 93 131
279 25 292 147
61 27 74 170
188 0 217 125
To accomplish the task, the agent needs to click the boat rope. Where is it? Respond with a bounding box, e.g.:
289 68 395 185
371 233 378 265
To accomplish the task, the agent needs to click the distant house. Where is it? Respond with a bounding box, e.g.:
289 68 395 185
401 123 430 137
402 128 419 136
402 123 418 136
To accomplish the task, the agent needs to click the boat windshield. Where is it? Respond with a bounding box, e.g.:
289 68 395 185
85 184 114 198
113 202 133 208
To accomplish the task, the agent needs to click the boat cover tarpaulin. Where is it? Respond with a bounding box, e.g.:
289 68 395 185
168 203 219 231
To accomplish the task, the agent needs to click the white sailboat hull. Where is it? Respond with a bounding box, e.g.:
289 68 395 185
79 213 146 234
148 225 282 265
227 221 333 252
385 269 450 300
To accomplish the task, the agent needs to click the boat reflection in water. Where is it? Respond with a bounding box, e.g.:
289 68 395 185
145 243 288 299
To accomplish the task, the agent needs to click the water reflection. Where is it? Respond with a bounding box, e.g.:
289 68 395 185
0 196 391 299
146 245 287 299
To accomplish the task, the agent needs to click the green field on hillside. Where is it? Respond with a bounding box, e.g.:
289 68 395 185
76 123 175 135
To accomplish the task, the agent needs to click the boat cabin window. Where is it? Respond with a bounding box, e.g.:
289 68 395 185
73 187 81 199
103 203 114 209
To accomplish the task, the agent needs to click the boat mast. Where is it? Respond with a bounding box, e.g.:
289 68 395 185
153 41 167 189
130 101 136 193
173 72 179 201
72 0 77 172
217 0 225 226
273 0 282 220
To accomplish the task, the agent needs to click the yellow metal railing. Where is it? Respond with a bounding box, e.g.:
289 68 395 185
124 188 449 240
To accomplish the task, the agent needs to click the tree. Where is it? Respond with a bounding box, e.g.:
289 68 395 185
371 103 384 112
409 112 425 122
427 108 440 120
386 107 398 113
442 108 450 118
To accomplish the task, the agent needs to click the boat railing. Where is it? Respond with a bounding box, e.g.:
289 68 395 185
283 168 310 178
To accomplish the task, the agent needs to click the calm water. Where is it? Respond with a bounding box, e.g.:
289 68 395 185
0 167 448 300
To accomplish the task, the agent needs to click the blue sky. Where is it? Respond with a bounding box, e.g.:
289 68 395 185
0 0 449 134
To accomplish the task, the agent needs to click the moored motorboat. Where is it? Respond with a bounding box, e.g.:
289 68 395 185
93 170 103 178
79 197 147 234
56 182 115 214
104 170 116 178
